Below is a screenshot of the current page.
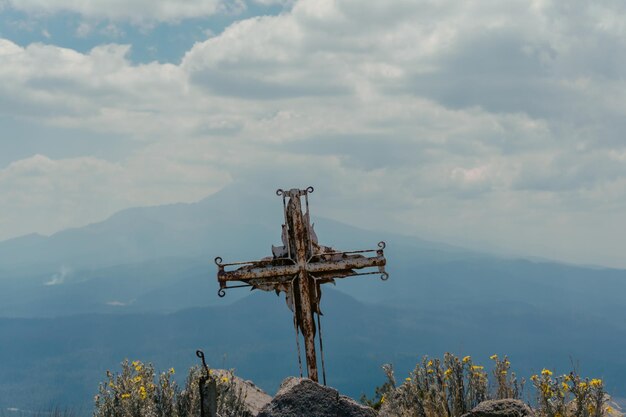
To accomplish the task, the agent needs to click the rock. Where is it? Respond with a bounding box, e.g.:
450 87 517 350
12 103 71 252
212 369 272 415
256 377 377 417
239 379 273 416
462 399 535 417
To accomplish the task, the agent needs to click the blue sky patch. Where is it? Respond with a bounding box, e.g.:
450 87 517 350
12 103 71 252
0 3 284 63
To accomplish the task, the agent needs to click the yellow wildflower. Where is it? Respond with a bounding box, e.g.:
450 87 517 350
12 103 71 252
444 369 453 377
579 382 588 390
531 375 538 382
133 376 142 383
504 360 510 366
501 370 507 375
135 365 142 372
121 393 131 399
380 395 386 404
405 377 412 382
169 367 175 374
562 382 569 391
607 406 613 413
541 369 553 376
490 354 498 360
427 369 434 374
427 360 433 367
131 361 139 367
221 376 229 383
590 379 602 388
463 356 471 363
139 386 147 400
471 365 484 371
564 375 571 382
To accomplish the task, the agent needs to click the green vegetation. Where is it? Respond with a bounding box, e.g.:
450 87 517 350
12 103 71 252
93 360 248 417
362 354 619 417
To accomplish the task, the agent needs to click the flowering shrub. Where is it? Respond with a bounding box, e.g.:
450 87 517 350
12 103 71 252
364 354 618 417
531 370 612 417
93 359 248 417
371 353 512 417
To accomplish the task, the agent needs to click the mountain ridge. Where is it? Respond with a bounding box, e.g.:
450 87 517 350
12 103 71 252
1 183 620 273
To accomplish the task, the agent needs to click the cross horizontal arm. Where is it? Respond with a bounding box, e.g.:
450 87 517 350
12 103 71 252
306 254 386 275
218 262 299 284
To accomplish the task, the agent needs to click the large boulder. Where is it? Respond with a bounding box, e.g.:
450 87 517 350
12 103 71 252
462 399 535 417
256 377 377 417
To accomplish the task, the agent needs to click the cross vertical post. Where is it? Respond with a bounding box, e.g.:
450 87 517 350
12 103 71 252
214 187 387 383
287 190 318 380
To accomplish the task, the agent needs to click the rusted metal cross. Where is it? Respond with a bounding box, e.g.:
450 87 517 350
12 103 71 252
214 187 387 383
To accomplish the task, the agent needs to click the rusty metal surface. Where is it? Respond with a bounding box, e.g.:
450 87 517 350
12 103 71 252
214 187 387 383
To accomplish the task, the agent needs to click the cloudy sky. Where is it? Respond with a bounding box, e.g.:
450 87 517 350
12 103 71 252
1 0 625 267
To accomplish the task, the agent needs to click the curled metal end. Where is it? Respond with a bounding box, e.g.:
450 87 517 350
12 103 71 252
196 349 210 378
306 186 314 194
214 256 223 266
276 189 284 196
380 272 389 281
378 241 386 249
218 288 226 298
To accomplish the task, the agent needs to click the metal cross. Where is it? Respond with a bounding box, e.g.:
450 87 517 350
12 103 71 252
214 187 387 383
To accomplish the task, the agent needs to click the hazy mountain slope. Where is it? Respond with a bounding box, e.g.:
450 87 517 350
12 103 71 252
0 257 221 317
1 183 625 325
0 185 282 272
1 289 624 411
4 220 625 319
0 183 490 317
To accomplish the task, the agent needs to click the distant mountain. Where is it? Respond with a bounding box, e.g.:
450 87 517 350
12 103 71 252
0 183 472 272
1 183 624 321
0 183 483 317
0 185 283 272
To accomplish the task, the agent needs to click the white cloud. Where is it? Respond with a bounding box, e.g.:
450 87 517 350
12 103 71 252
1 0 626 267
0 40 193 137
